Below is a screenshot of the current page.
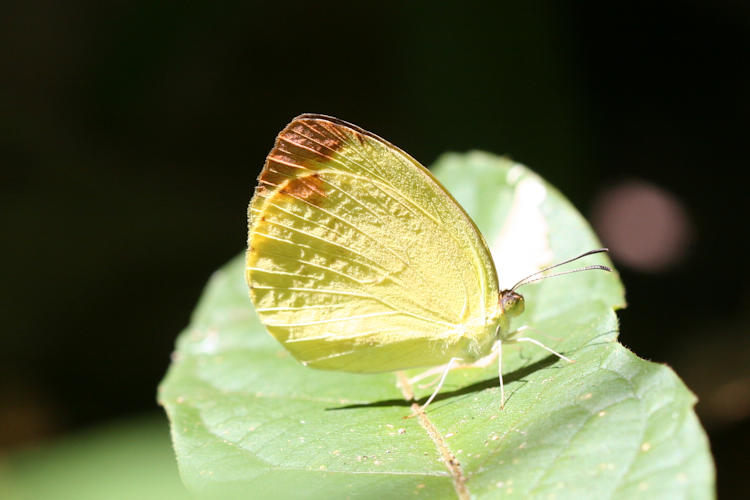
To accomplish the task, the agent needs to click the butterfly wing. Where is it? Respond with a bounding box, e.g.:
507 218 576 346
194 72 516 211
246 114 501 372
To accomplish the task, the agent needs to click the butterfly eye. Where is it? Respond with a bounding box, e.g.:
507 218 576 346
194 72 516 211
501 291 525 317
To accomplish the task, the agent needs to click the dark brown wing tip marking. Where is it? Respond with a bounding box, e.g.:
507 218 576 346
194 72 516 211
293 114 378 145
257 115 351 188
289 113 422 170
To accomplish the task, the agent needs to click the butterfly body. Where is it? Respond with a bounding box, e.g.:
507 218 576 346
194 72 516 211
246 114 508 373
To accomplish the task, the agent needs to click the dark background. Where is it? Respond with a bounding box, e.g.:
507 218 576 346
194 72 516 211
2 1 747 495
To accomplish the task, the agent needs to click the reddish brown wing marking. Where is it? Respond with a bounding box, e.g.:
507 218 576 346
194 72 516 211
277 173 327 206
258 117 351 189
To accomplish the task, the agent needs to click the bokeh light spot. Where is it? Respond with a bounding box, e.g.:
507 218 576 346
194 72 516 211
592 180 693 272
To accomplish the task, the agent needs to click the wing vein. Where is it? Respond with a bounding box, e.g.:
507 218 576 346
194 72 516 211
265 198 409 267
252 284 455 329
261 220 399 275
266 310 402 328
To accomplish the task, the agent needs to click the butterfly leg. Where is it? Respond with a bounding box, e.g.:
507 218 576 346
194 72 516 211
512 336 574 363
409 341 508 410
419 357 459 413
498 328 574 408
409 344 503 388
409 365 451 387
506 325 574 363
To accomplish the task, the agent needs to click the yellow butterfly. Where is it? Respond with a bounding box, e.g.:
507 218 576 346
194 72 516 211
246 114 609 412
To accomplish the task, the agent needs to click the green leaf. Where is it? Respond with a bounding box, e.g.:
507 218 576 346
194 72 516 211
158 152 714 499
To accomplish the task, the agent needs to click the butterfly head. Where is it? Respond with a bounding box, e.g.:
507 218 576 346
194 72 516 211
499 290 525 318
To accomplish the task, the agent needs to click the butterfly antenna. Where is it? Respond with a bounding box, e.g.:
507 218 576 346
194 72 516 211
510 248 611 292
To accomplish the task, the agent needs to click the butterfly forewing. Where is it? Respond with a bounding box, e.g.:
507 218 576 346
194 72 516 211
246 115 500 372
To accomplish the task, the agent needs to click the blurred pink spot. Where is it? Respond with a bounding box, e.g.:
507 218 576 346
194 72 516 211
592 180 693 272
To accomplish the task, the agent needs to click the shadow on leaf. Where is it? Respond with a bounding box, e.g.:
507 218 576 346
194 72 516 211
327 354 559 411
